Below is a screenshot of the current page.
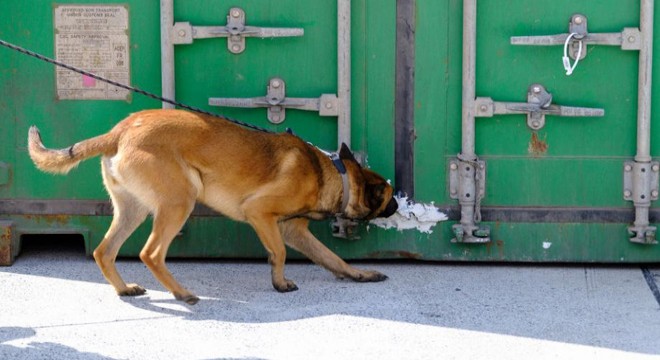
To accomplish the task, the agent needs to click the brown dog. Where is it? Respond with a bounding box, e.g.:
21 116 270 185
27 109 398 304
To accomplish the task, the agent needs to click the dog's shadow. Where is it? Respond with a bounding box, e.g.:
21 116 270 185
9 245 394 324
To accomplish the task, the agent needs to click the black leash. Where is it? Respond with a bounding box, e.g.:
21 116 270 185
0 38 273 134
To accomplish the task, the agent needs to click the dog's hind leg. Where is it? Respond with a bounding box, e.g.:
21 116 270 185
139 202 199 305
94 167 149 297
280 218 388 282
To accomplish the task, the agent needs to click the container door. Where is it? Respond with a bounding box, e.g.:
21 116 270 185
0 0 401 260
411 0 660 261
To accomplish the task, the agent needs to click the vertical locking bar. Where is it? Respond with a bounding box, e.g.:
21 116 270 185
456 0 478 237
461 0 477 161
160 0 175 109
628 0 657 244
331 0 356 239
452 0 490 243
337 0 351 148
636 0 653 164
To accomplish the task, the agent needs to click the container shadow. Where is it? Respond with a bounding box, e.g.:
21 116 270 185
0 327 113 360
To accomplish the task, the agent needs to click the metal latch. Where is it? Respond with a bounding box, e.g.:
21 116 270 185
623 161 660 244
172 7 304 54
475 84 605 131
511 13 642 61
209 78 339 124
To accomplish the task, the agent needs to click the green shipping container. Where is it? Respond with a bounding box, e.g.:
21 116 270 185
1 0 659 264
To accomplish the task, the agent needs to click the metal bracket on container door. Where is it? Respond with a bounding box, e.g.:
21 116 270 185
209 78 339 124
172 7 304 54
623 161 660 244
331 218 360 240
511 14 642 71
449 158 489 243
475 84 605 130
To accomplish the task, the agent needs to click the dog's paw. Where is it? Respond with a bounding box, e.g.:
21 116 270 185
175 293 200 305
118 283 147 297
273 279 299 293
352 270 388 283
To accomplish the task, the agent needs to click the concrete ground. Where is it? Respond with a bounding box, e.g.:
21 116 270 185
1 238 659 360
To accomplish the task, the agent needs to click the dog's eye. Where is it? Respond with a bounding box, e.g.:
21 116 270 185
366 184 385 210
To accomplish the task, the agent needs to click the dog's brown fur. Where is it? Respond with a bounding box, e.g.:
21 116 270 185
28 109 397 305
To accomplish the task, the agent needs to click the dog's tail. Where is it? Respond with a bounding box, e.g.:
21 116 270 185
28 126 117 174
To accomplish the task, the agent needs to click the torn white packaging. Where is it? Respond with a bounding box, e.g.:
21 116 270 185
370 195 448 234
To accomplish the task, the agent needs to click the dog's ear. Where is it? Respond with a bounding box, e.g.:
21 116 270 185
338 143 357 163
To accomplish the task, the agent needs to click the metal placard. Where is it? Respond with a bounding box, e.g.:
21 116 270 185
54 5 130 100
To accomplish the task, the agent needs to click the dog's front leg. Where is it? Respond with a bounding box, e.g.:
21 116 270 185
280 218 388 282
245 211 298 292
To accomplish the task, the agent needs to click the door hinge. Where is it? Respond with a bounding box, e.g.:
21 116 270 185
623 161 660 244
449 157 490 243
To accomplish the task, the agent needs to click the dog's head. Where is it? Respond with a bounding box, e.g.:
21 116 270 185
338 144 398 220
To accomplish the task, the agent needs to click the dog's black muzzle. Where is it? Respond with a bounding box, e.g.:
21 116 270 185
378 196 398 218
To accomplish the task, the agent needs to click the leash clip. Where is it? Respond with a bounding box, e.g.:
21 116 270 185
328 152 350 214
329 152 346 174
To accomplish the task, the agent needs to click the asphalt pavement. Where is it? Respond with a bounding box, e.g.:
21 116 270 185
1 238 659 360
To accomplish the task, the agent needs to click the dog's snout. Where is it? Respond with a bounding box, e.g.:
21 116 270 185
378 196 398 218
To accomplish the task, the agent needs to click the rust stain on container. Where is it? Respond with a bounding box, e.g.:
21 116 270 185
0 222 13 265
486 239 505 258
528 132 548 157
23 214 71 226
368 250 423 260
496 240 505 258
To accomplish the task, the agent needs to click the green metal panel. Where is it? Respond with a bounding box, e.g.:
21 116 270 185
414 0 660 261
1 0 659 263
0 0 403 261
